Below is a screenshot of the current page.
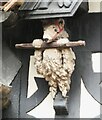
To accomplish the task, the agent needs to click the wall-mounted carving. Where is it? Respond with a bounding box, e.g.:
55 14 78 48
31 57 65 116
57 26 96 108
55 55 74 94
15 18 85 115
33 19 76 99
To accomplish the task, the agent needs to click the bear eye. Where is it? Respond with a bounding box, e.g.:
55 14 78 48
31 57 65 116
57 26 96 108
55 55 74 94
54 29 58 32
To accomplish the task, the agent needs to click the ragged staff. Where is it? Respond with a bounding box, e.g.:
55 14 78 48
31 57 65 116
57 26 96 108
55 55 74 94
15 39 86 49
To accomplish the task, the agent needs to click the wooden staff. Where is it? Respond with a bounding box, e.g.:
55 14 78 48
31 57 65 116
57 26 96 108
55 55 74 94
15 40 86 49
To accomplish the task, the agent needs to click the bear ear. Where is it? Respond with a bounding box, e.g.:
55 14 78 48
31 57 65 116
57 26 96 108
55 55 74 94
58 18 65 28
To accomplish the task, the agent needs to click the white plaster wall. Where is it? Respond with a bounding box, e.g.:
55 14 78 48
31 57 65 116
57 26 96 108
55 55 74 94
88 0 102 13
80 79 100 118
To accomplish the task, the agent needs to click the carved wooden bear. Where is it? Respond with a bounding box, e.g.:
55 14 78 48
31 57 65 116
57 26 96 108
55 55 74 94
33 19 76 98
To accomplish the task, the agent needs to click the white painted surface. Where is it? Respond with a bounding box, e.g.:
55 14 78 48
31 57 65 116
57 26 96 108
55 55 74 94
80 79 100 118
88 0 102 13
27 56 38 98
27 93 55 118
27 56 44 98
92 53 102 73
